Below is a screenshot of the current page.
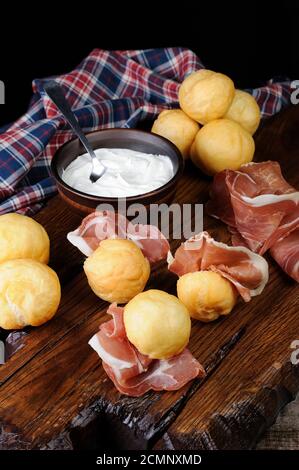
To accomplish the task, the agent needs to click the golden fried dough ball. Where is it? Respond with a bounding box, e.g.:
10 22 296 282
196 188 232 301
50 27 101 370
0 213 50 265
151 109 200 159
179 69 235 124
224 89 261 134
191 118 255 175
0 259 61 329
177 271 237 322
124 289 191 360
84 239 150 304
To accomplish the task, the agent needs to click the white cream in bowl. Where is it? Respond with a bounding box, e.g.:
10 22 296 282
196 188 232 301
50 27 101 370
62 148 175 197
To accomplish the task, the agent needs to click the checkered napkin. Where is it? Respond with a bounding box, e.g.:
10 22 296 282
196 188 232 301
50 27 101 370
0 48 293 215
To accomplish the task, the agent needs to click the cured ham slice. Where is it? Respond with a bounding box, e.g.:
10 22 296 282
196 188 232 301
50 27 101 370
207 161 299 281
168 231 269 302
67 210 169 263
89 304 151 382
67 212 128 257
103 349 204 397
127 223 170 264
89 304 205 397
270 229 299 282
207 161 299 254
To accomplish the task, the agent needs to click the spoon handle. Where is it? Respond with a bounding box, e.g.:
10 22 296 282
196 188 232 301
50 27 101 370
43 80 97 158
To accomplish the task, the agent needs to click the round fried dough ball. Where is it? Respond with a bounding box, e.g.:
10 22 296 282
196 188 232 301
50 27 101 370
179 69 235 124
177 271 237 322
0 213 50 264
83 239 150 304
124 289 191 360
151 109 200 159
191 118 255 175
224 89 261 134
0 259 61 329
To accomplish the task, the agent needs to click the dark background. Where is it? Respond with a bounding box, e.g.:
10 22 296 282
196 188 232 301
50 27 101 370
0 6 298 128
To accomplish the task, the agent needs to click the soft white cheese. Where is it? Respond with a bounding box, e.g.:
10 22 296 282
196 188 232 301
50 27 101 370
62 148 174 197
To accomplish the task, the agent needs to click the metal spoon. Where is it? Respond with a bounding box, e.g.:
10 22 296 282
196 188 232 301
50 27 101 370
43 80 105 183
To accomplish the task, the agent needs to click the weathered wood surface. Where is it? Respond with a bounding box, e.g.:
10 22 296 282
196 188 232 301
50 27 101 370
0 105 298 450
256 393 299 450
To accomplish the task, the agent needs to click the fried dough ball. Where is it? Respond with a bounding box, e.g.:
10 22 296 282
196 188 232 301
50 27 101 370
224 89 261 134
0 259 61 329
124 289 191 360
177 271 237 322
151 109 200 159
179 69 235 124
83 239 150 304
191 118 255 175
0 213 50 265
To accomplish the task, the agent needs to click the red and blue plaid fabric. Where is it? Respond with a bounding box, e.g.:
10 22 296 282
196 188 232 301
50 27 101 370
0 48 293 215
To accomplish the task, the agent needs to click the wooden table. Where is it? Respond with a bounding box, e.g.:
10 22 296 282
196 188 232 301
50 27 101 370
0 105 298 450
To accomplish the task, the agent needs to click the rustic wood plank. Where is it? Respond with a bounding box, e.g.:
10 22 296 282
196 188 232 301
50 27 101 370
0 105 298 450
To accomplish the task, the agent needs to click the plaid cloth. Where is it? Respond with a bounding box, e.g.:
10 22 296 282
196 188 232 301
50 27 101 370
0 47 294 215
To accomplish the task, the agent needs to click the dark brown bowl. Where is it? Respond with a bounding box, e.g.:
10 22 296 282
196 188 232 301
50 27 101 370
51 128 184 215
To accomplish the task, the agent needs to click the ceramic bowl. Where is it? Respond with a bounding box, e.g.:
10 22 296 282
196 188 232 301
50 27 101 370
51 128 184 215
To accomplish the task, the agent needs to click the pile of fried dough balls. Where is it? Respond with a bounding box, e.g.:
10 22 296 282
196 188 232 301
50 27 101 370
0 213 61 329
152 69 261 175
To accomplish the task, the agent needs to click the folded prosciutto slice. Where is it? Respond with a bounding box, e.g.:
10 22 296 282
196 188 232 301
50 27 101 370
207 161 299 281
168 231 269 302
270 229 299 282
67 210 169 263
89 304 205 397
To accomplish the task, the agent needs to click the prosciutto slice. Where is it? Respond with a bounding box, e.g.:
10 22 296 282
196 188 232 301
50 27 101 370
67 210 169 263
270 229 299 282
207 161 299 254
89 304 151 383
168 231 269 302
207 161 299 281
102 349 203 397
89 304 205 397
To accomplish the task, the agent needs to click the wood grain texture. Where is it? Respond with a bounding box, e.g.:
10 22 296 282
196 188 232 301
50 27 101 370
0 105 298 450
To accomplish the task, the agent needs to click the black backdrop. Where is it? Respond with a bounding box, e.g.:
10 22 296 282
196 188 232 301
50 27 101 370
0 6 298 128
